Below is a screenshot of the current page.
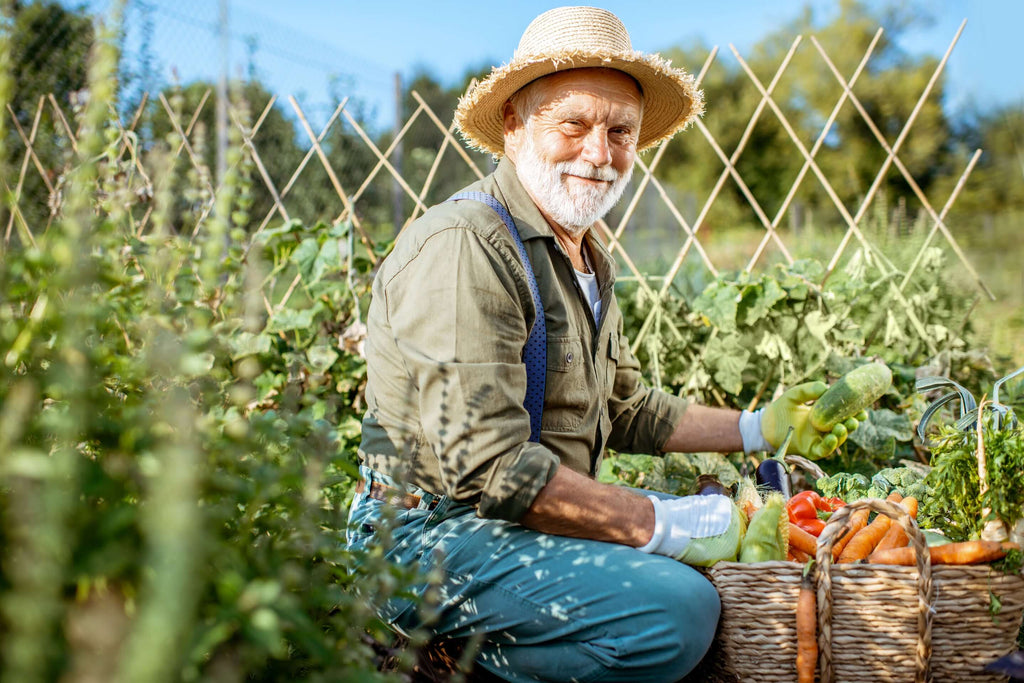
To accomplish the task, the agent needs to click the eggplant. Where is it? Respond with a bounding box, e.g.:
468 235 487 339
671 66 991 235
755 458 792 499
695 474 729 496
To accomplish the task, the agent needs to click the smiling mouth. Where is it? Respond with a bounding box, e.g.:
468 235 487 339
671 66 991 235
564 173 612 186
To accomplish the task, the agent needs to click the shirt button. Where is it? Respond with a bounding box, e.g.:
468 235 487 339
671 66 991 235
565 352 574 364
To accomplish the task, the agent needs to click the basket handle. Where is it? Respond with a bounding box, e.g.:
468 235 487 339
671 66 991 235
813 498 934 683
784 454 826 481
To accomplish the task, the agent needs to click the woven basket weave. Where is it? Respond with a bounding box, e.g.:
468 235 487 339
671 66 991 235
700 498 1024 682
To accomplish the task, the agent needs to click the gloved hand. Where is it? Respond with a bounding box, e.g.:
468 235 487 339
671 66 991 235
758 381 864 460
638 494 745 566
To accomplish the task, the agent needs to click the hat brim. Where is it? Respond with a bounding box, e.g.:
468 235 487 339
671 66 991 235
455 49 704 156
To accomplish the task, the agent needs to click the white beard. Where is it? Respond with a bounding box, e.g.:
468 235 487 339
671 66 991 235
515 133 633 238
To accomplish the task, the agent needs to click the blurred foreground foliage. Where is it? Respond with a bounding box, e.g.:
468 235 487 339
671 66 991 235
0 2 1020 680
0 6 419 681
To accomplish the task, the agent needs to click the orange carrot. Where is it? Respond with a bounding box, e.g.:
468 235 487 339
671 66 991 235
831 508 870 561
796 572 817 683
789 522 819 557
836 493 904 562
867 540 1019 566
838 511 891 562
790 546 811 563
873 497 919 552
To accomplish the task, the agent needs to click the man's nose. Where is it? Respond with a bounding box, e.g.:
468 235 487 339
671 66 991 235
579 129 612 167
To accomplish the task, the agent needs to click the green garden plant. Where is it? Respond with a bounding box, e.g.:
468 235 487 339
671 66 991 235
0 5 420 680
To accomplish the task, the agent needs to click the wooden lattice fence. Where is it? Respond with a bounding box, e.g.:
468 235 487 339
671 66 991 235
2 21 991 371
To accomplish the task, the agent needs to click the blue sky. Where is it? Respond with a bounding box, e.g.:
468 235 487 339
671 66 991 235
84 0 1024 131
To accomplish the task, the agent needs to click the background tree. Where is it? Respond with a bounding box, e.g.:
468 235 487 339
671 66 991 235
143 79 391 239
379 65 493 232
3 0 93 236
651 0 957 276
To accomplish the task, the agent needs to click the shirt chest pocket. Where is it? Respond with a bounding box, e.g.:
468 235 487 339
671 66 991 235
604 333 619 399
541 336 588 433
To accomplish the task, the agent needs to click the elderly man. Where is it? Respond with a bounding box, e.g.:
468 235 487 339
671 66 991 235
347 6 856 682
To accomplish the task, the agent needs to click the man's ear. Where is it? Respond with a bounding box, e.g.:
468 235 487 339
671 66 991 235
502 101 521 161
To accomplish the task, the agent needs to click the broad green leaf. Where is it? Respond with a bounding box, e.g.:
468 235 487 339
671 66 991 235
267 307 316 333
291 237 320 281
229 332 272 360
327 220 352 239
694 281 740 330
686 452 742 488
883 309 906 346
254 218 305 242
306 343 339 372
804 310 837 348
848 408 913 458
740 278 786 325
704 335 749 395
310 237 344 285
755 331 792 362
777 315 798 340
254 370 285 400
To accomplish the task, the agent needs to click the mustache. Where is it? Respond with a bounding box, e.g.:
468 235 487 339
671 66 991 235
555 161 618 183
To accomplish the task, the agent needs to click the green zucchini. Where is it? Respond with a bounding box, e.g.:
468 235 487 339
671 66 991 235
809 363 892 431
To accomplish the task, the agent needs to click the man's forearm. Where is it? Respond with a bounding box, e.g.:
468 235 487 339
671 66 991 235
518 406 746 547
660 403 744 454
519 465 655 547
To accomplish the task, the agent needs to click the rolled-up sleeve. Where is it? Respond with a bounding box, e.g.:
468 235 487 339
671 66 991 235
383 226 558 521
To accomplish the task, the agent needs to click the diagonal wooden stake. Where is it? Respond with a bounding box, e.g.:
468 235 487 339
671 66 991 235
745 28 884 271
810 24 992 300
412 89 486 181
609 47 719 255
5 97 50 243
401 114 457 231
898 149 981 291
822 20 967 276
219 96 291 239
340 107 428 214
249 97 349 241
660 36 803 298
631 37 803 353
290 96 377 265
733 42 937 354
343 101 426 214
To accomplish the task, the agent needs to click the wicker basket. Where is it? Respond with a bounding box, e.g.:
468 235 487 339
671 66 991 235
700 498 1024 682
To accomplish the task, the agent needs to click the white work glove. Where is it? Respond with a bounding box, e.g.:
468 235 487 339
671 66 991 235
739 408 772 453
638 494 744 566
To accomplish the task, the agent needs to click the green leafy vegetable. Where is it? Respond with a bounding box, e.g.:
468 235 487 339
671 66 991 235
918 415 1024 542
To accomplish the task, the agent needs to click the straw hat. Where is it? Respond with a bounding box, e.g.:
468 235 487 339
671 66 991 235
455 6 704 156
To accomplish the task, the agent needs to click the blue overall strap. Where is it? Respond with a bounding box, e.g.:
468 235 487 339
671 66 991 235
447 191 546 442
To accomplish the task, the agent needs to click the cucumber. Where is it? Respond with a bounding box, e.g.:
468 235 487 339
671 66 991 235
809 363 892 431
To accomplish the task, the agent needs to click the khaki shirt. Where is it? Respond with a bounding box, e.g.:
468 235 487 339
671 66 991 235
359 157 689 521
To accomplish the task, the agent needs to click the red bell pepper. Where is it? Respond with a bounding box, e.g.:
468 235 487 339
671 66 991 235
786 491 843 537
794 517 826 536
787 491 820 524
